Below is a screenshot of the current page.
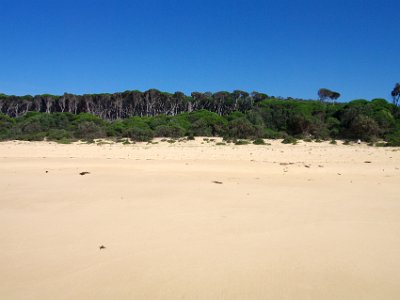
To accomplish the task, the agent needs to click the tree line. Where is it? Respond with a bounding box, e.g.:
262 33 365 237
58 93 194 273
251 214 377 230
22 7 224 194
1 84 399 120
0 90 271 120
0 93 399 146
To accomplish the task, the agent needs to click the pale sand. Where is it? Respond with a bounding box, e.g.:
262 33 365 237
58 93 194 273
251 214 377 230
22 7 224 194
0 139 399 299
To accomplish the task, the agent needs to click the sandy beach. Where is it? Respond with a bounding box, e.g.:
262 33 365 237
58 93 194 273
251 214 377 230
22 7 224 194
0 139 399 299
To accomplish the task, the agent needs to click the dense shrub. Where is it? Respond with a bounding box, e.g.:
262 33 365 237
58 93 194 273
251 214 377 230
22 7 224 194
188 110 227 136
263 128 281 139
282 137 297 144
348 115 381 141
253 138 266 145
74 121 106 139
227 118 258 139
0 114 15 140
154 124 185 138
0 95 399 145
386 131 400 146
127 127 154 142
234 139 250 145
47 129 73 141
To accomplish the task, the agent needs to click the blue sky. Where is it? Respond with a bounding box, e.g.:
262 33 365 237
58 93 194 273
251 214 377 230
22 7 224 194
0 0 399 102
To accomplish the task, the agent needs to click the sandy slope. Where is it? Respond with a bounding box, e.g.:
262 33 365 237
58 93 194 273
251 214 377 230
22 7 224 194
0 139 399 299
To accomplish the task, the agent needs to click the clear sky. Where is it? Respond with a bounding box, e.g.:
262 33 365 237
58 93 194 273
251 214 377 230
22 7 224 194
1 0 399 102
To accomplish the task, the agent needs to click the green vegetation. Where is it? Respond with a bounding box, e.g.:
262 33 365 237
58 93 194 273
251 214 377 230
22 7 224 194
0 90 399 146
253 138 266 145
282 137 298 145
234 139 250 145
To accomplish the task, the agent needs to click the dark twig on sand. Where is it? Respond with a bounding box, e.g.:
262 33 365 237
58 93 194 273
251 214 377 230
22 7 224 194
212 181 223 184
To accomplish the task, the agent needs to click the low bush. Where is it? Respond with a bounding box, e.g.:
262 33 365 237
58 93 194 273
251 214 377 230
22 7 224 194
74 121 106 139
253 138 266 145
234 139 250 145
263 128 282 139
127 127 154 142
56 138 73 144
375 142 386 147
47 129 72 141
386 136 400 146
154 124 185 138
281 137 297 144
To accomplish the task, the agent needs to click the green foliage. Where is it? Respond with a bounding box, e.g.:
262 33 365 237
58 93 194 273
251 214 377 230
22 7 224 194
74 121 106 139
0 114 16 129
171 115 192 131
234 139 250 145
375 142 387 147
18 113 54 133
154 124 185 138
348 115 381 141
263 128 282 139
47 129 72 141
186 133 195 140
256 99 332 138
253 138 266 145
188 110 227 136
146 115 170 129
226 111 245 121
73 113 105 126
72 113 107 140
386 131 400 146
127 127 154 142
114 117 154 141
326 117 341 137
56 138 73 144
108 120 127 137
245 110 264 126
282 137 297 144
0 94 399 146
0 114 15 140
227 118 260 139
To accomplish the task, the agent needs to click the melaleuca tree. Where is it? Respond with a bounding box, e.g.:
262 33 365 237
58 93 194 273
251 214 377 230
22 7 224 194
391 83 400 106
318 88 341 104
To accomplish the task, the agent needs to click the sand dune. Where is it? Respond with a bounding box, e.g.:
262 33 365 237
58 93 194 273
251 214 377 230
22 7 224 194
1 139 399 299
